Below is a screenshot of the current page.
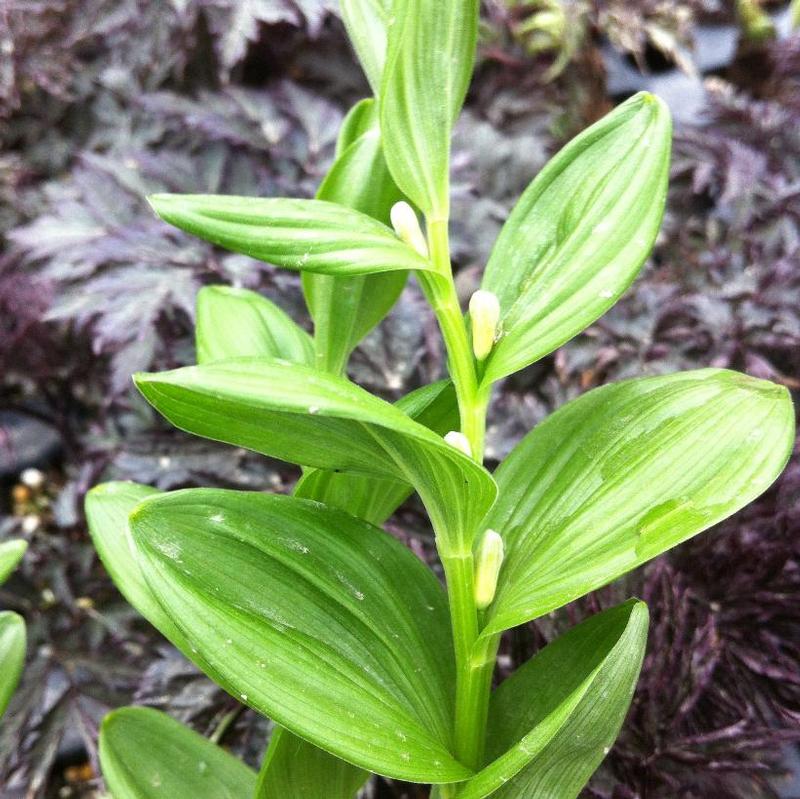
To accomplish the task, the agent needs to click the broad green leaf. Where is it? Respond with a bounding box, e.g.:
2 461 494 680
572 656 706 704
381 0 479 215
483 369 794 637
285 380 457 795
86 482 228 707
148 194 430 277
340 0 390 95
99 706 256 799
129 489 471 783
480 92 672 385
303 99 407 374
86 482 186 643
0 539 27 585
0 611 25 718
461 601 648 799
295 379 459 524
134 359 495 554
86 483 353 799
256 726 369 799
196 285 314 365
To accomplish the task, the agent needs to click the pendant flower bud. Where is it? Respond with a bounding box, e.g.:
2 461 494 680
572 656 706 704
444 431 472 458
390 201 429 258
469 290 500 361
474 529 504 610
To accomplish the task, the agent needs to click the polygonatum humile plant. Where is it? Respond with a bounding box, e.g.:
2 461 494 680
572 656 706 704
84 2 795 797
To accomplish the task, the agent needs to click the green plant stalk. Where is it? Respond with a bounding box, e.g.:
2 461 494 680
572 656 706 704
421 219 487 461
422 215 497 774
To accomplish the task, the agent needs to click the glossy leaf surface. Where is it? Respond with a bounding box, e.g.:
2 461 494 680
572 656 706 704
99 706 256 799
0 539 27 585
381 0 479 215
85 481 190 642
295 379 459 524
462 601 648 799
256 726 369 799
87 484 358 799
135 359 496 553
303 98 407 374
196 285 313 365
149 194 429 276
483 369 794 636
340 0 390 94
0 611 25 718
130 489 470 782
480 92 672 385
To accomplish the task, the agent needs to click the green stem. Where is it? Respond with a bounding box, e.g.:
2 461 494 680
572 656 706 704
209 706 241 745
441 551 480 768
460 632 502 768
423 215 496 775
421 218 486 458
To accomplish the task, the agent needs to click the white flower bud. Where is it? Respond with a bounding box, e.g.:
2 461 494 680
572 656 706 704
22 514 41 534
469 290 500 361
390 201 429 258
20 468 45 490
444 431 472 458
474 529 504 610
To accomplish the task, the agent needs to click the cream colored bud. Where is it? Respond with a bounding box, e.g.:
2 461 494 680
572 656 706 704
20 468 45 490
390 201 429 258
22 514 41 534
474 529 504 610
469 290 500 361
444 431 472 458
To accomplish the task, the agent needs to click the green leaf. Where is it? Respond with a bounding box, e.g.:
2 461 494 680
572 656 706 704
134 359 495 554
148 194 430 277
86 483 352 799
335 97 381 157
285 381 457 796
196 285 314 365
256 726 369 799
129 489 471 783
87 481 233 691
460 601 648 799
99 706 256 799
380 0 479 215
483 369 795 636
303 98 407 374
480 92 672 385
295 379 459 524
85 481 193 643
0 539 27 585
340 0 390 95
0 611 25 718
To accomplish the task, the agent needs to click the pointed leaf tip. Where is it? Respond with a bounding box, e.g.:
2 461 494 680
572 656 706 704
483 368 793 635
480 92 672 384
100 706 256 799
0 539 28 586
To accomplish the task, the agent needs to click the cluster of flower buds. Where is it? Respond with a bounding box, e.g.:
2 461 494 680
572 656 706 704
390 201 502 364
